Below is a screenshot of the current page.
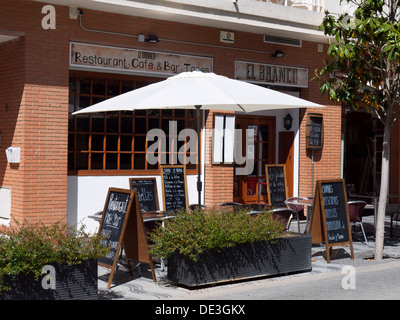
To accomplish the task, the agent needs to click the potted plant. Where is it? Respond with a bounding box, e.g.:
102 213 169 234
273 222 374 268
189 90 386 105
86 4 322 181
150 208 311 287
0 220 108 300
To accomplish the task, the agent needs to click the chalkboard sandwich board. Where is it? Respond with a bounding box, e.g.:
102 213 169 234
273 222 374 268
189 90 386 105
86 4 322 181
160 165 188 213
309 179 354 263
306 113 324 149
97 187 156 288
265 164 288 207
129 177 159 212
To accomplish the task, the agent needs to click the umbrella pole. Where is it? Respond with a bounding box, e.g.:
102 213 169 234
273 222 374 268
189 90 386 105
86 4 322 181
196 105 202 206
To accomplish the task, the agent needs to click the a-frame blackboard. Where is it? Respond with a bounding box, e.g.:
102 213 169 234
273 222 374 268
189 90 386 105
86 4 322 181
309 179 354 263
97 187 156 288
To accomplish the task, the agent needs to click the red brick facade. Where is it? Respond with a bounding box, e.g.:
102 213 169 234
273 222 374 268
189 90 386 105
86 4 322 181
0 0 341 224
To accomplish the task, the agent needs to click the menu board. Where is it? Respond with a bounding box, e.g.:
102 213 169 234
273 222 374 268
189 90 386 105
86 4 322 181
321 181 349 244
160 165 188 212
129 178 159 212
309 179 353 263
265 164 287 206
98 188 134 268
306 113 323 149
97 188 156 288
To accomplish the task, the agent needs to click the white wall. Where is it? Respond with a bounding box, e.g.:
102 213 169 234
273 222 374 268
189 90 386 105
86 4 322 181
67 174 198 233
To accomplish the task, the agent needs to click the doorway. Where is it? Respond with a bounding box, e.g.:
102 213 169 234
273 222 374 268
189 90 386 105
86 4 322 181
344 110 383 194
234 115 275 204
279 131 294 198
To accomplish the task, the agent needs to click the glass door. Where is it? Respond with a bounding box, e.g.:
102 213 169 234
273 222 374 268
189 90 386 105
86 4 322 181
234 116 276 204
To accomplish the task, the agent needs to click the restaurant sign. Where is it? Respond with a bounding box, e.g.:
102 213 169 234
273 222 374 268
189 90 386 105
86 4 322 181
235 60 308 88
70 42 213 76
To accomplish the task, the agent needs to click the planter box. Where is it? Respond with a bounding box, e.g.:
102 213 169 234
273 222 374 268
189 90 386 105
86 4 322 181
167 233 311 287
0 259 98 300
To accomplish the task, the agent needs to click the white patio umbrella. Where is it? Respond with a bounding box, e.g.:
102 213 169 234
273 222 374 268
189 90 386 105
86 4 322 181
73 70 325 206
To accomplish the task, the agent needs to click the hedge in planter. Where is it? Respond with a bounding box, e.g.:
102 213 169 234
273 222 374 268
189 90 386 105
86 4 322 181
168 233 311 287
150 208 312 287
0 221 108 300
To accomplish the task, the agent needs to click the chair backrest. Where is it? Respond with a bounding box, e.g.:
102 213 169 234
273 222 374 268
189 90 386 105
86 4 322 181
347 201 367 222
271 207 293 228
285 197 306 212
220 202 243 207
188 204 207 211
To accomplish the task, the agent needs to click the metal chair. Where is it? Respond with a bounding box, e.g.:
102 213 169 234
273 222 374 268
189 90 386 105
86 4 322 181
271 207 294 231
390 212 400 238
220 202 243 213
285 197 307 232
188 204 207 211
347 200 368 243
220 202 243 207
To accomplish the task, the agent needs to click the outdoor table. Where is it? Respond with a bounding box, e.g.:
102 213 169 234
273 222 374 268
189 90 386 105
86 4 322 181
285 198 313 233
89 211 174 271
244 203 274 213
88 211 174 223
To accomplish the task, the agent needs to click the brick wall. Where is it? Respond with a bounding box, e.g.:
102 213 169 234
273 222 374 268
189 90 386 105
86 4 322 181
0 1 69 224
0 0 342 219
298 105 343 198
0 38 25 222
204 111 235 206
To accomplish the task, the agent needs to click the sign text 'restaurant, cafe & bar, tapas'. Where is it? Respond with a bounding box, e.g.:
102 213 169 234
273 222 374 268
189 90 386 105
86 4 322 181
70 42 213 76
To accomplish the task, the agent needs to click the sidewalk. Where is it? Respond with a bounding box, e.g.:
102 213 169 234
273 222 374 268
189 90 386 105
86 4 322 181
98 214 400 300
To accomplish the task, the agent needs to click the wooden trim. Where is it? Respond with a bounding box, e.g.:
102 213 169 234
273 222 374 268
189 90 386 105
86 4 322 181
68 168 199 176
68 73 201 174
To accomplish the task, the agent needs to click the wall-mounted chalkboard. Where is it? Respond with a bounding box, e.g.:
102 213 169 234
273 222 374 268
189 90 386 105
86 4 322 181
265 164 288 206
309 179 354 263
306 113 324 149
97 188 156 288
160 165 188 212
129 178 159 212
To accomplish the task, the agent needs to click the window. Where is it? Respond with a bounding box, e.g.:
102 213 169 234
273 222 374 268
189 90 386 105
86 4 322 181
68 74 198 174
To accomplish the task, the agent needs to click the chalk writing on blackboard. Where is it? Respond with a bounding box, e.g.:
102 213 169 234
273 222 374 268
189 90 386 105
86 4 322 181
306 114 323 149
97 187 157 288
130 178 159 212
265 165 287 206
161 166 188 212
309 179 354 263
98 189 132 267
321 181 349 244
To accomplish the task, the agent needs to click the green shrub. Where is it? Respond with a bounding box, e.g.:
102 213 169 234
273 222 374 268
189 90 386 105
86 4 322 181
149 208 286 261
0 220 108 292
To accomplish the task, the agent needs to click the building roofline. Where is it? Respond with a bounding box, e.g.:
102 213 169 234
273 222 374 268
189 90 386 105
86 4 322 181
31 0 330 43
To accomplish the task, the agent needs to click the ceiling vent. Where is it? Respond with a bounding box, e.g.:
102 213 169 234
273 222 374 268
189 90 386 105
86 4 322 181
263 34 302 47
